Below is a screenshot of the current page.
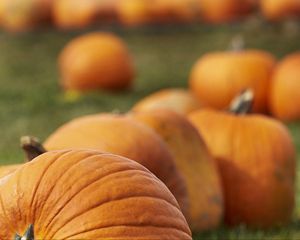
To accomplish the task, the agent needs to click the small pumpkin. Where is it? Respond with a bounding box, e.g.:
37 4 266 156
0 149 192 239
188 90 296 228
44 113 189 218
116 0 153 26
189 46 276 113
59 32 135 92
52 0 99 29
269 52 300 121
260 0 300 21
132 109 223 231
0 0 52 32
132 88 202 115
198 0 256 23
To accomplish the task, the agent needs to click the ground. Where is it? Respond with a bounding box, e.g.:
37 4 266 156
0 20 300 239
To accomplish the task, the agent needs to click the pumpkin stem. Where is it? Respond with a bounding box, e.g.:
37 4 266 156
20 136 46 162
15 224 34 240
230 34 245 52
229 89 254 114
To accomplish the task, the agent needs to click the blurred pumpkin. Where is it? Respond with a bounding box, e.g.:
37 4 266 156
52 0 99 29
198 0 256 23
188 90 296 228
116 0 153 26
132 109 223 231
0 149 192 239
44 113 189 217
270 52 300 121
189 48 276 113
59 32 135 91
132 88 202 115
260 0 300 21
0 0 52 31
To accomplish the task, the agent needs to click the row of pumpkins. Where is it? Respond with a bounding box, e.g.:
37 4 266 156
1 0 300 32
0 87 296 238
60 32 300 122
0 34 298 238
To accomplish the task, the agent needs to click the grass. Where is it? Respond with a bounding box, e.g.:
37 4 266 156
0 20 300 239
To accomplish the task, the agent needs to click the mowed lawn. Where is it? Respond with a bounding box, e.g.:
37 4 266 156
0 22 300 239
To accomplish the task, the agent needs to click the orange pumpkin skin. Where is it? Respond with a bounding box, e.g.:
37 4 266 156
0 0 52 31
116 0 153 26
132 88 202 115
52 0 101 29
44 113 189 218
260 0 300 20
189 50 276 113
270 53 300 121
188 109 296 227
0 149 192 239
0 164 20 179
132 109 224 231
59 32 135 91
199 0 255 23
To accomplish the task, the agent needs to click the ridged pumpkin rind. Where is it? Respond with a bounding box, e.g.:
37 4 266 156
0 149 191 239
44 113 189 219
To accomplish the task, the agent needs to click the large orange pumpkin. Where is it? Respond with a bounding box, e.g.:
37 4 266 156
132 88 202 115
188 91 296 227
0 149 192 239
269 52 300 121
0 0 52 31
260 0 300 20
198 0 256 23
44 113 189 218
132 109 223 231
59 32 135 92
189 49 276 113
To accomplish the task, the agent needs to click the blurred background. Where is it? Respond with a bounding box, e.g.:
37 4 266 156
1 0 300 239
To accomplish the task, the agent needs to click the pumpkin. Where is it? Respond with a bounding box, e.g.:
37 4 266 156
59 32 135 92
116 0 153 26
132 109 223 231
52 0 99 29
0 0 52 31
0 149 192 239
44 113 189 218
270 52 300 121
188 90 296 227
260 0 300 21
0 164 20 179
189 48 276 113
132 88 202 115
198 0 256 23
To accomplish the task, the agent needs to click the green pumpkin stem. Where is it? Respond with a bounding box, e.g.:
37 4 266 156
229 89 254 114
15 224 34 240
20 136 46 162
230 34 245 52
